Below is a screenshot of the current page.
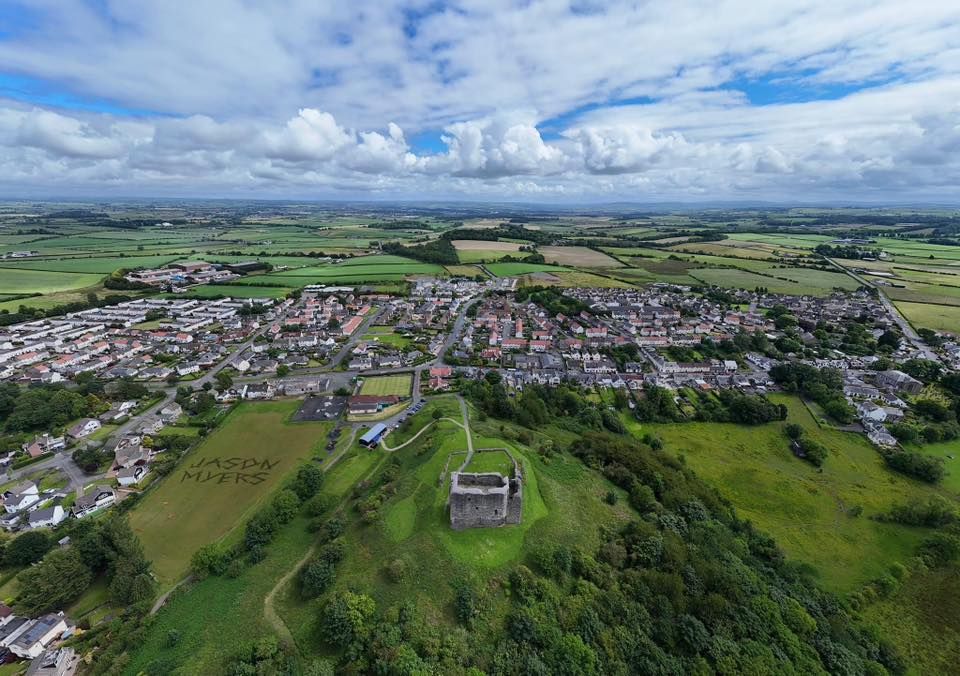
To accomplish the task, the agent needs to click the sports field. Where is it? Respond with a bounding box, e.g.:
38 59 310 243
128 400 328 585
359 374 412 397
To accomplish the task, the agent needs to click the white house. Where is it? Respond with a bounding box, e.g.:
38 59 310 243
72 486 116 519
117 465 149 487
857 401 887 422
8 614 68 659
3 482 39 514
28 506 66 530
66 418 101 439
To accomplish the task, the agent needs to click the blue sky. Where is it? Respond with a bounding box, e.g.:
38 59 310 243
0 1 957 201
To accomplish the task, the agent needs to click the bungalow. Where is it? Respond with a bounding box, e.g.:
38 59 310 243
348 356 373 370
3 482 39 514
377 355 402 368
175 363 200 377
72 486 116 519
117 465 149 487
67 418 101 439
28 506 66 530
429 366 453 379
348 395 399 416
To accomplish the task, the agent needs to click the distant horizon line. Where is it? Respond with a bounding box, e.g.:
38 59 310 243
1 195 959 212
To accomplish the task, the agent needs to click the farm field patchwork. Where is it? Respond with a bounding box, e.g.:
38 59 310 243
128 400 328 585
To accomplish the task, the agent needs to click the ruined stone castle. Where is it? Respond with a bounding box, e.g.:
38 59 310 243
448 469 522 530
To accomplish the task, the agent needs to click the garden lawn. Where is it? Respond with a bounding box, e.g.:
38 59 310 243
644 394 952 592
359 374 412 397
128 400 329 586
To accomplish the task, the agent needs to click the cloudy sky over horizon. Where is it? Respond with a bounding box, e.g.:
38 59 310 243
0 0 958 202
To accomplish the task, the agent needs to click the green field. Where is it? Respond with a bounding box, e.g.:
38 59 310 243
128 401 329 585
364 325 414 350
463 447 515 475
174 284 293 299
486 262 570 276
642 394 951 592
688 266 859 296
0 254 181 273
359 374 412 397
895 300 960 334
0 267 103 294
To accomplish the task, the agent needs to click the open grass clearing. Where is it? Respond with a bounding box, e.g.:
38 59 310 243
463 447 515 476
359 374 412 397
128 400 330 586
644 394 951 593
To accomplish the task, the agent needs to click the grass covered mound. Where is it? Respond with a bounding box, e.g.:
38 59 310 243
269 413 903 674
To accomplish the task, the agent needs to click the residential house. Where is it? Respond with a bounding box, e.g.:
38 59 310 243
3 482 39 514
25 647 77 676
28 506 66 530
66 418 101 440
72 486 116 519
159 402 183 422
117 465 149 487
9 613 69 659
857 401 887 422
114 444 148 469
875 369 924 395
21 434 65 458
